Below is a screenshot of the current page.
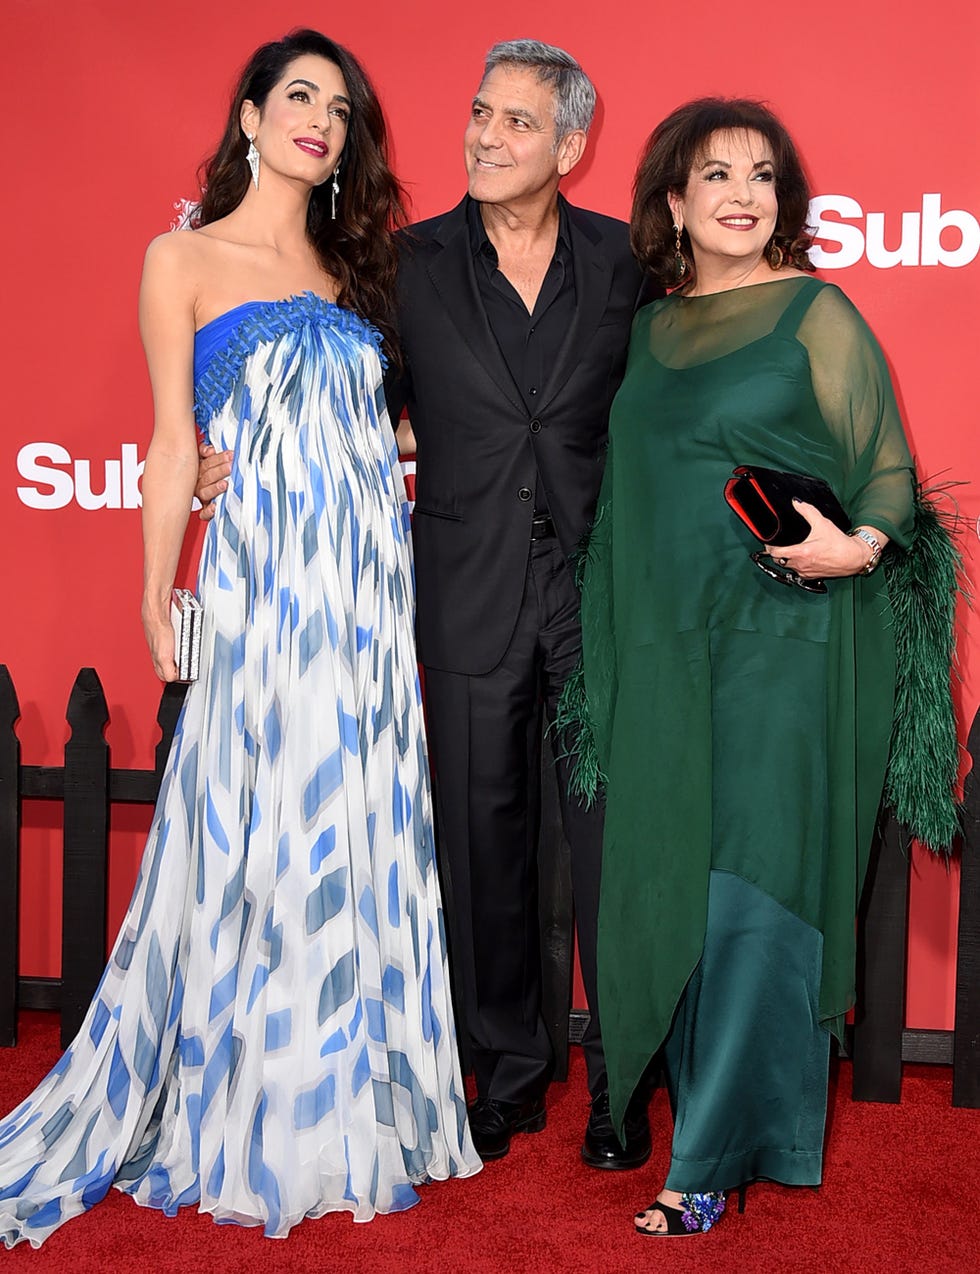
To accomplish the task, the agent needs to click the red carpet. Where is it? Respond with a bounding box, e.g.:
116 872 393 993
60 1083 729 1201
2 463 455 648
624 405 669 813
1 1012 977 1272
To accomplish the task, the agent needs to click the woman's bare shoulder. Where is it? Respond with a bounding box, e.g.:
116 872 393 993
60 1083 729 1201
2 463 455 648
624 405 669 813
139 232 210 326
142 226 245 314
144 224 232 267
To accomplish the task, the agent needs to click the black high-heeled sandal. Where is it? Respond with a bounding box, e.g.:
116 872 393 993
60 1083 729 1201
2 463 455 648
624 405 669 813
633 1191 727 1236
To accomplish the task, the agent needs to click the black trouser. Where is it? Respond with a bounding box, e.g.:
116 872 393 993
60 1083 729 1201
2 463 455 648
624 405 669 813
423 537 606 1104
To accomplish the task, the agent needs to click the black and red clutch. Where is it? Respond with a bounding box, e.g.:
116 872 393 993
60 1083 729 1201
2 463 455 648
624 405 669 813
723 465 849 547
724 465 851 593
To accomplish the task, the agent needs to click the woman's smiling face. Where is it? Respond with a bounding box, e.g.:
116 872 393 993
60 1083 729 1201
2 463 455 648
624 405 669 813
668 129 778 272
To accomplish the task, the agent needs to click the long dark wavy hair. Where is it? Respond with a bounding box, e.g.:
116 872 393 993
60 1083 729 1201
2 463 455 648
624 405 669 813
197 29 406 358
631 98 815 290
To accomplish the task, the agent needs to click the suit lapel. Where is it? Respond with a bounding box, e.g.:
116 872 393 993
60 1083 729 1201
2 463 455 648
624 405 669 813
538 198 614 413
425 199 526 416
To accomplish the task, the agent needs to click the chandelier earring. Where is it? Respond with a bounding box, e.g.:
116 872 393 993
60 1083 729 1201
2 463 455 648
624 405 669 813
245 134 260 190
673 223 687 281
331 163 341 220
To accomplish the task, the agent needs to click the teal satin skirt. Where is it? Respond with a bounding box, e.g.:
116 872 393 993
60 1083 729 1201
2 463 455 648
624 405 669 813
663 870 830 1193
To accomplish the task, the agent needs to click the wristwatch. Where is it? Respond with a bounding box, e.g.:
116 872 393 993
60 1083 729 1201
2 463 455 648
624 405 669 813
848 527 882 574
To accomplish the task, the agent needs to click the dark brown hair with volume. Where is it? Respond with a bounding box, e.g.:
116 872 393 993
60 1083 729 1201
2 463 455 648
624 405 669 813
197 29 406 358
631 97 815 290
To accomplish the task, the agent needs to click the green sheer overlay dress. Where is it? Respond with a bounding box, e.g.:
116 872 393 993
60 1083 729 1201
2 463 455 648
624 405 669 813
581 277 915 1191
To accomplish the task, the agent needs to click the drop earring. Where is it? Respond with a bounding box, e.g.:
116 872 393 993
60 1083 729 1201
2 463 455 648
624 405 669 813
331 164 341 220
673 223 686 281
246 134 260 190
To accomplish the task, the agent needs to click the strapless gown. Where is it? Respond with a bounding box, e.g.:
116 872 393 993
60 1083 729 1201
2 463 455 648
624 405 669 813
0 294 480 1248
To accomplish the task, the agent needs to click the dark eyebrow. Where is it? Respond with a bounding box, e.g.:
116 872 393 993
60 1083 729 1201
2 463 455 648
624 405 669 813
699 157 773 170
285 79 351 109
472 95 543 129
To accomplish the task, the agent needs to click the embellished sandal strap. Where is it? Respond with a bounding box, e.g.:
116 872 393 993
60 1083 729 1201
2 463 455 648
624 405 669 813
678 1191 727 1232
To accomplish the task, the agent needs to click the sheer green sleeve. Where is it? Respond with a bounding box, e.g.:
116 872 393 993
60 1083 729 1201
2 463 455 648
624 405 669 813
798 284 960 852
796 285 915 547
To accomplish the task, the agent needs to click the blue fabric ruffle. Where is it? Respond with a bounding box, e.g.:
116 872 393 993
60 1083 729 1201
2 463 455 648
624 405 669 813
193 293 386 427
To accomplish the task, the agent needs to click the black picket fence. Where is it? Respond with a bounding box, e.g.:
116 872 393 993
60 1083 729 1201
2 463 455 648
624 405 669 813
0 663 977 1107
0 666 187 1051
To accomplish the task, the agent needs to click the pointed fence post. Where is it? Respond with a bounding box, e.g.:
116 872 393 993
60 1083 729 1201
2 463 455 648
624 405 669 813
852 812 911 1102
0 666 21 1046
61 668 110 1048
154 681 188 793
953 705 980 1107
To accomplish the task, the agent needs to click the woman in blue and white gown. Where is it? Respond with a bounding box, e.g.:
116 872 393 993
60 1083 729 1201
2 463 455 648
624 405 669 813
0 29 480 1249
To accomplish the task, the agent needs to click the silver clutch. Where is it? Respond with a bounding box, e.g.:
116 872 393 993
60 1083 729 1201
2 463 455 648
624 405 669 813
170 588 203 682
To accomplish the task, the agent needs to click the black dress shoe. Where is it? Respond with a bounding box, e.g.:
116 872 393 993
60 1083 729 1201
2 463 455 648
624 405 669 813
467 1096 546 1160
581 1088 651 1170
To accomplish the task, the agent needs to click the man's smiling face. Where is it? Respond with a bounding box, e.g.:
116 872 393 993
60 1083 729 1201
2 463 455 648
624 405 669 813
463 65 565 208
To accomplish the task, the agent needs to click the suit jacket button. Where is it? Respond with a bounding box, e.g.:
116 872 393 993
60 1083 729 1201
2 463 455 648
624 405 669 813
518 487 532 502
529 418 542 434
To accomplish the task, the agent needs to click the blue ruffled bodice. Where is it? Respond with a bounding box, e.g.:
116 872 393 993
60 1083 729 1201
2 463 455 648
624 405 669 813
192 292 386 429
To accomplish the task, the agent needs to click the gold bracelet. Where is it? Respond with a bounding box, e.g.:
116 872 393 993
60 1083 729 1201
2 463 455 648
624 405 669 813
848 527 882 575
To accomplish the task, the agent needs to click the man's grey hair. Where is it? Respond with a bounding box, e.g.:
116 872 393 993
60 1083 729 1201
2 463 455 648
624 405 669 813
483 39 596 140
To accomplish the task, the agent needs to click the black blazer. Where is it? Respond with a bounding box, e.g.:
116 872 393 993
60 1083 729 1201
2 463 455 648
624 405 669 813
388 196 650 675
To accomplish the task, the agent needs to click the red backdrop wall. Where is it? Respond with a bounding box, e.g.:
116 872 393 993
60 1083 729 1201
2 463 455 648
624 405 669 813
3 0 977 1029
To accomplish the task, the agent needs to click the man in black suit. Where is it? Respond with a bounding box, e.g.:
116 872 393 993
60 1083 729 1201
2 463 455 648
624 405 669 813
196 39 655 1168
388 41 655 1168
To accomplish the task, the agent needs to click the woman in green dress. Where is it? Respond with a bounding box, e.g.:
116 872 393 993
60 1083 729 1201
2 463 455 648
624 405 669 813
579 98 923 1236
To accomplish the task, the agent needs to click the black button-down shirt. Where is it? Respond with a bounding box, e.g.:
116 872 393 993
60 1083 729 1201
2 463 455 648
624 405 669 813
467 199 576 516
467 198 575 415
